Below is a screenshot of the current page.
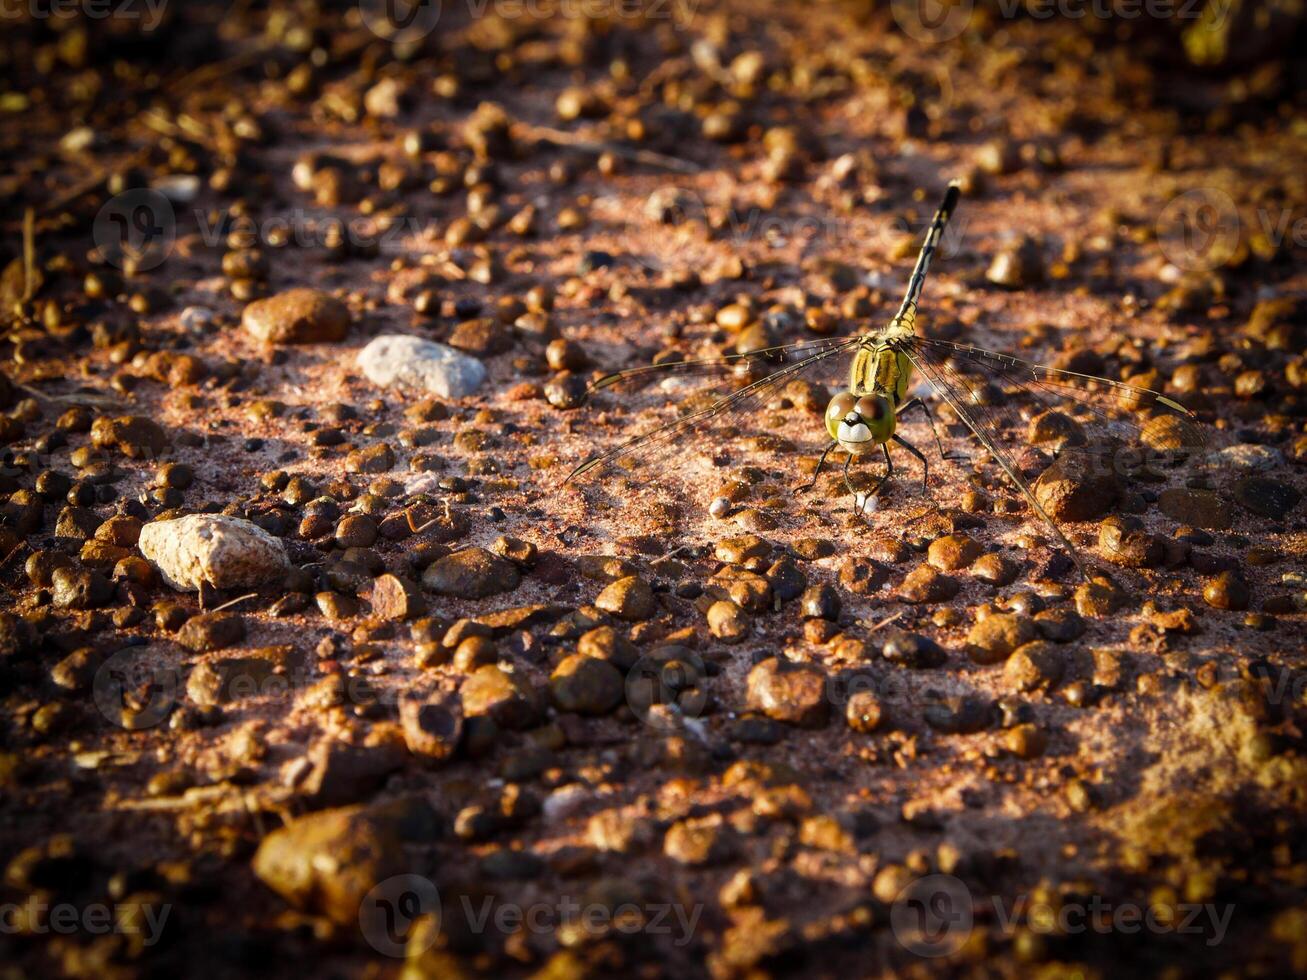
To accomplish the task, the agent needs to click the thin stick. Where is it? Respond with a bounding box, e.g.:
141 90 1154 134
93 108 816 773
241 790 267 839
408 499 454 535
140 110 181 138
209 592 258 614
0 540 26 575
637 55 691 100
868 611 904 633
408 512 439 535
17 383 122 409
21 208 35 302
520 124 701 175
167 42 270 99
3 148 150 233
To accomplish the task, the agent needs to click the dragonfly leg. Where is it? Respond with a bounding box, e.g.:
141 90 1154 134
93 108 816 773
849 446 895 513
863 443 894 501
898 397 964 463
794 440 836 495
893 434 929 492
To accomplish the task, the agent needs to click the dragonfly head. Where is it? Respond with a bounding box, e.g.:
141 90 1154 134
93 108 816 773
825 390 894 454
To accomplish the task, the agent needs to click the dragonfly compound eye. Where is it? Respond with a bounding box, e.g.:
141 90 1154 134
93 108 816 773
854 396 885 421
826 391 857 424
824 391 858 442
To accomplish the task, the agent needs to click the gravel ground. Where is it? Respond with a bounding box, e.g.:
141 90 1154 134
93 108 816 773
1 3 1305 978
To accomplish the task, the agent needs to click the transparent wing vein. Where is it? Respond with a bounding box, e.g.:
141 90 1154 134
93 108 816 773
565 338 859 483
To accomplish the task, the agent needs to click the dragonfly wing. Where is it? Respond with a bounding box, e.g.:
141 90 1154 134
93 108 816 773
566 337 860 483
588 334 863 393
897 340 1091 579
904 337 1207 464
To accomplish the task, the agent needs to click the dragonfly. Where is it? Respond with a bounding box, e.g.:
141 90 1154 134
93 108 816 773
564 180 1206 580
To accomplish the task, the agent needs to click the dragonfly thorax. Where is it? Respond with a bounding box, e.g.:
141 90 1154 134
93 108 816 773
825 390 895 455
850 342 914 406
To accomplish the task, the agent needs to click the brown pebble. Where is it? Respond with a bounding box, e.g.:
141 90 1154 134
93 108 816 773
243 289 350 345
897 564 960 604
371 574 427 621
927 534 982 571
1203 571 1250 611
966 613 1037 665
595 576 656 622
1005 723 1048 759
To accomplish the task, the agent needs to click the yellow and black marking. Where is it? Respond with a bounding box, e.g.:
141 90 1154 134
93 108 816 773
848 342 914 405
846 180 961 409
892 179 960 332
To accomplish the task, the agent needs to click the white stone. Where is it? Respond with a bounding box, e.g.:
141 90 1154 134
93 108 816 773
1214 444 1283 472
153 174 201 204
139 514 290 592
356 334 487 399
180 306 216 330
542 784 593 824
